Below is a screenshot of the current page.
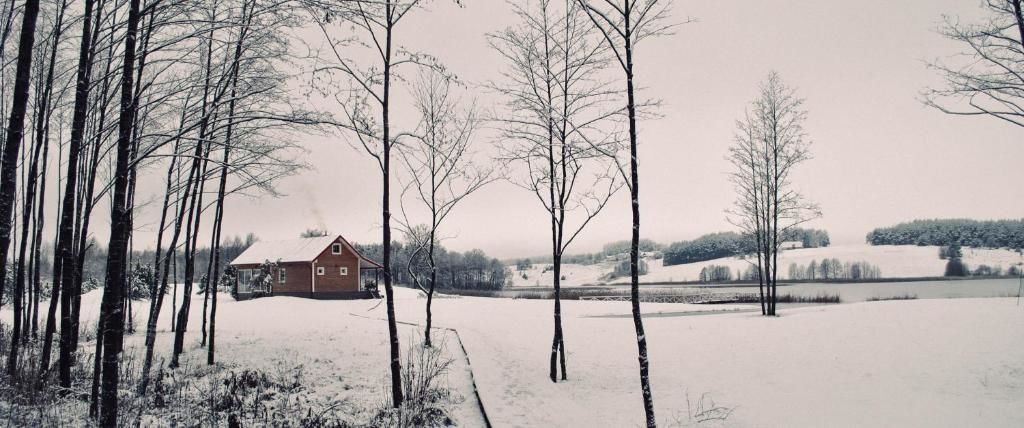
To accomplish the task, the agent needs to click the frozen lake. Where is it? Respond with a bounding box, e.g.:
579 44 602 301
672 277 1024 302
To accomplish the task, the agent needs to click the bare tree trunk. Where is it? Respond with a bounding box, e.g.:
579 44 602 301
98 0 140 421
625 19 656 428
207 54 242 362
380 9 403 409
46 0 86 386
0 0 41 318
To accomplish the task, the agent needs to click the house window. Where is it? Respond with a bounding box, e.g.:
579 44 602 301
238 269 252 292
279 268 287 284
332 243 342 255
317 266 325 276
340 267 348 276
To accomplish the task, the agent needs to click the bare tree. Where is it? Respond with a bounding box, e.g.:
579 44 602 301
576 0 676 425
0 0 42 326
491 0 622 383
304 0 459 408
727 72 820 317
398 70 492 348
925 1 1024 129
96 0 142 420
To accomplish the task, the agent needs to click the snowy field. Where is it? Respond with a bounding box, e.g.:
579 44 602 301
9 286 1022 427
385 294 1024 427
510 245 1024 287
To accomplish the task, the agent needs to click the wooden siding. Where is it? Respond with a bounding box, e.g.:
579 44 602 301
312 239 362 292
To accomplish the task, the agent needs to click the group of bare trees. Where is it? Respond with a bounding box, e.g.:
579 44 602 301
0 0 308 423
489 0 673 426
727 72 820 317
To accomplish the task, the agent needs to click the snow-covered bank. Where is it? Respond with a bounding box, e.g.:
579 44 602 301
509 244 1024 287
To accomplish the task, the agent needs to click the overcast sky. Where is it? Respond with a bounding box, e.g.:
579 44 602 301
124 0 1024 259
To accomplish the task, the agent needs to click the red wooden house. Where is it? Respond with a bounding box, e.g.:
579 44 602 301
229 235 382 300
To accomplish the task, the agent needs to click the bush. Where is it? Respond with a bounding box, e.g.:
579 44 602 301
945 258 969 277
867 294 917 301
371 338 459 428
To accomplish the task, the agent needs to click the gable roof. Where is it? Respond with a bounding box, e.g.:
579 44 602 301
229 235 381 267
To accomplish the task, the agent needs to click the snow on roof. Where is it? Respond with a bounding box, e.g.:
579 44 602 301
230 235 340 265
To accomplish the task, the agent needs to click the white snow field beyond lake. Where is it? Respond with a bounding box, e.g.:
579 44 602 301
12 285 1022 427
509 244 1024 287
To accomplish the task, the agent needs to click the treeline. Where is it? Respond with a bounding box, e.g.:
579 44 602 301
68 234 257 287
511 239 664 267
664 228 830 266
786 259 882 280
356 242 509 291
698 265 733 282
866 219 1024 249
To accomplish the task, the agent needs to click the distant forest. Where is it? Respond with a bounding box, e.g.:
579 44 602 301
511 239 664 266
64 233 509 292
866 219 1024 249
355 241 508 291
663 228 830 266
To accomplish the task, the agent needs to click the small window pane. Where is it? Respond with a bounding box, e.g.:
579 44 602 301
340 267 348 276
279 268 287 283
332 243 342 254
317 266 325 276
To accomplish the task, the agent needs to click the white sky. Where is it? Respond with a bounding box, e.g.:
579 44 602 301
125 0 1024 260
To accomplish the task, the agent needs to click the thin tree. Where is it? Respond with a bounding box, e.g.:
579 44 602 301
576 0 676 425
490 0 622 382
398 70 492 348
0 0 42 320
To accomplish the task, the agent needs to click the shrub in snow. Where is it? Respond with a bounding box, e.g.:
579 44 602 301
371 338 460 428
945 258 969 277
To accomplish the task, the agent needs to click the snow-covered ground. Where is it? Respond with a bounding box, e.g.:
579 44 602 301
508 262 609 288
4 287 486 426
385 294 1024 427
9 285 1022 427
510 245 1024 287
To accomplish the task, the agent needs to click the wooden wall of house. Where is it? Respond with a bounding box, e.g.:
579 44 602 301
276 262 313 293
312 239 362 292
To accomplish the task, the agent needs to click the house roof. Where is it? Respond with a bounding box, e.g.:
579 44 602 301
229 235 382 268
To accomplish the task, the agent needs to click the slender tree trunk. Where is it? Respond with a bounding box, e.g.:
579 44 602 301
45 0 85 386
98 0 140 421
30 132 47 338
171 145 210 367
207 56 241 362
381 10 404 408
424 233 436 347
138 115 194 394
624 15 656 426
0 0 41 316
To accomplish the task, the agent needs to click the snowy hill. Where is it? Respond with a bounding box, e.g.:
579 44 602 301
509 244 1023 287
